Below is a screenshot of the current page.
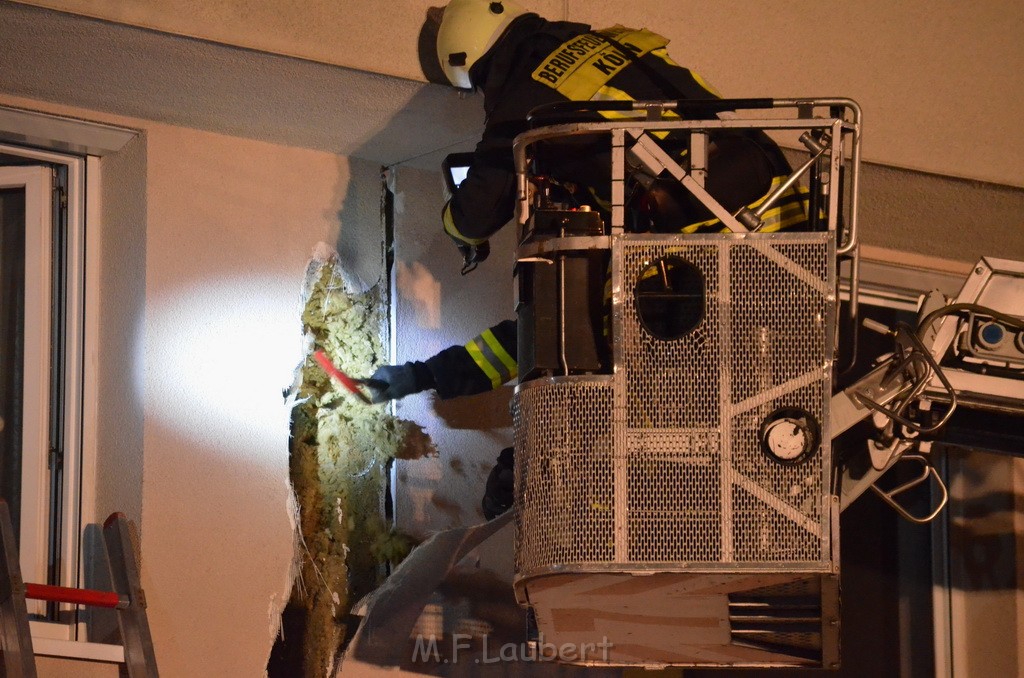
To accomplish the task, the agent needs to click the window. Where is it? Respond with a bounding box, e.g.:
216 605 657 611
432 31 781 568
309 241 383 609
1 145 85 622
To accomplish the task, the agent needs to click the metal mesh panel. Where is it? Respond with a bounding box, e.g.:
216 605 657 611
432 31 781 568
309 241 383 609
627 445 722 561
624 244 721 430
728 243 828 405
726 243 830 562
731 482 821 562
731 382 827 562
616 235 832 566
514 381 614 574
514 234 834 576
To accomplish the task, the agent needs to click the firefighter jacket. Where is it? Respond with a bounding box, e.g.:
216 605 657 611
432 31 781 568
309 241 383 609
443 14 808 246
434 16 811 399
423 319 517 399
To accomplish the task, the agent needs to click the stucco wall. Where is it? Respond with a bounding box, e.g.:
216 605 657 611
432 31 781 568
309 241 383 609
139 125 381 677
0 93 384 676
5 1 1022 267
93 131 148 533
855 162 1024 264
13 0 1024 187
0 3 484 171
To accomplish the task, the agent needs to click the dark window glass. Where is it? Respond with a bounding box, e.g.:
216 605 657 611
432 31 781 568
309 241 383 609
0 187 26 540
634 255 705 340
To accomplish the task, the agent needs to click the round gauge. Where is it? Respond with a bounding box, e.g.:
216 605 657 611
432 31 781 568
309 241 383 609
759 407 820 465
764 420 808 460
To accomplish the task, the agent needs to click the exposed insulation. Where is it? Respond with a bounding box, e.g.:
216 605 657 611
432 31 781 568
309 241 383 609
280 248 432 678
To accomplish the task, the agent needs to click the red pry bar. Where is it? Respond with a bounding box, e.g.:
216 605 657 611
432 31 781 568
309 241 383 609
313 350 372 404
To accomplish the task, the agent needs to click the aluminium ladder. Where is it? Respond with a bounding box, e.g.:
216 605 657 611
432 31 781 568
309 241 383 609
0 500 158 677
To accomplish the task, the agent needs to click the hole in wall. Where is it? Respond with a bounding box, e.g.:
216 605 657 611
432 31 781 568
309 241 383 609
268 176 433 677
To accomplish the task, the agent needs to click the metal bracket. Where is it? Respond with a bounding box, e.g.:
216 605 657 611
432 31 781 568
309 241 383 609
625 130 750 233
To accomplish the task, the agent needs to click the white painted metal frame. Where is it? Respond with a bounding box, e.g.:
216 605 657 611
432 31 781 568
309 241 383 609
924 257 1024 410
511 101 852 668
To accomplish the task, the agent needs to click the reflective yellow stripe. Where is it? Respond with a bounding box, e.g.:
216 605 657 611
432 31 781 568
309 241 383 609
649 48 721 97
690 71 722 99
531 26 670 101
760 196 810 232
758 184 810 232
443 201 487 246
649 47 680 67
592 84 631 104
678 177 809 233
481 329 517 379
464 339 503 389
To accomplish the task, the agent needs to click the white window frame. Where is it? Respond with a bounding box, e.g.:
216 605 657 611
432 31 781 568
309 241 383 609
0 165 53 614
2 107 133 662
1 150 86 624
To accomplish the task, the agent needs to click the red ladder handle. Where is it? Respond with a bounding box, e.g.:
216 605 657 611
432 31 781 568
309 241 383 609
25 583 128 609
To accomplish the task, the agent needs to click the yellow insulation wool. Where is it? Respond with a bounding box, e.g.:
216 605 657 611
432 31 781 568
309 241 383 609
286 253 431 677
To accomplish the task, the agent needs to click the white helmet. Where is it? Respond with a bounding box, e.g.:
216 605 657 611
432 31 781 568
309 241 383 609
437 0 529 90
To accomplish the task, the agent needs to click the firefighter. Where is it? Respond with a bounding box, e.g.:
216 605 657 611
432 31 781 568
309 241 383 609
362 0 808 403
436 0 809 270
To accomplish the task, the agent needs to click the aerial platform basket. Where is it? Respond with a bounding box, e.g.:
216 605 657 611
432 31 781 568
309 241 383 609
510 98 860 668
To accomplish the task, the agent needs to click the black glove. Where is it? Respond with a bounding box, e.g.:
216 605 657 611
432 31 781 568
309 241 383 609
457 240 490 275
360 362 434 403
482 447 515 520
442 200 490 275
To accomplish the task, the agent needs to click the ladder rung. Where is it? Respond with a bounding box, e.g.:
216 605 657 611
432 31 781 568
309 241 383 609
24 583 128 609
